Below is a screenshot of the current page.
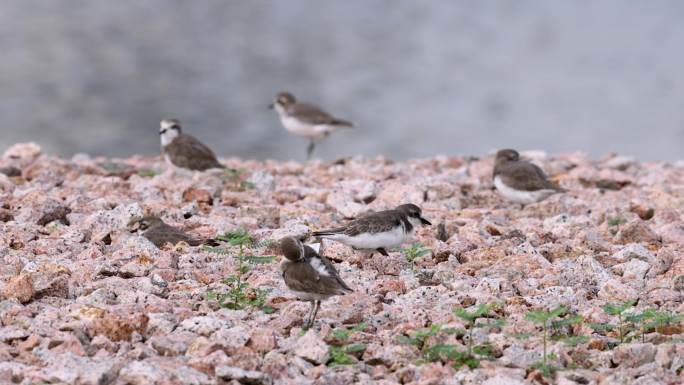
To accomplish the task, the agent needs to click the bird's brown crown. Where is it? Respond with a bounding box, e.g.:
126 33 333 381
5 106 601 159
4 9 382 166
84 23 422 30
274 92 297 106
495 149 520 162
280 236 305 261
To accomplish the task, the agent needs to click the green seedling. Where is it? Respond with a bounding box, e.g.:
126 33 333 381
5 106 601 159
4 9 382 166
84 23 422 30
398 303 502 370
589 300 636 343
525 306 583 377
221 167 255 190
400 242 431 264
327 322 369 366
607 216 627 226
137 169 159 177
205 228 276 312
454 303 503 360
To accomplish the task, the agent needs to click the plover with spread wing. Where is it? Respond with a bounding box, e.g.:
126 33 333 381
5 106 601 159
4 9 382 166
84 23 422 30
493 149 566 206
312 203 431 257
159 119 223 171
128 215 218 248
269 91 354 159
280 237 353 329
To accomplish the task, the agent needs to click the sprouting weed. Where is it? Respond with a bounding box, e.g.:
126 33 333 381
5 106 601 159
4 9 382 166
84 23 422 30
398 303 502 370
607 216 627 226
327 322 369 366
204 228 276 313
400 242 431 264
221 167 254 190
137 169 159 177
525 306 584 377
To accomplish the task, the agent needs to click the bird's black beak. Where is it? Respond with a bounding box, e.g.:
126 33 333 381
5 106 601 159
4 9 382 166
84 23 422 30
419 217 432 226
159 129 166 135
268 103 274 109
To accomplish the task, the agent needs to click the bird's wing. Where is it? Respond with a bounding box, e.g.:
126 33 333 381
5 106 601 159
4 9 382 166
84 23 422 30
145 224 201 247
343 210 402 236
288 103 353 126
167 134 222 170
282 260 351 296
304 245 352 292
498 162 563 191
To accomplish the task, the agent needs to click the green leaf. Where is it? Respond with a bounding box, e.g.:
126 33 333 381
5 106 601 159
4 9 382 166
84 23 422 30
331 329 351 341
603 300 636 315
245 255 277 264
472 344 493 358
551 314 583 329
560 335 590 347
588 322 616 332
414 324 441 339
344 343 367 354
351 322 368 332
260 306 275 314
512 332 531 340
454 303 495 322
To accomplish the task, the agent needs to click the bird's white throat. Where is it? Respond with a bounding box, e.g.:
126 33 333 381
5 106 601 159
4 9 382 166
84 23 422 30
160 129 179 147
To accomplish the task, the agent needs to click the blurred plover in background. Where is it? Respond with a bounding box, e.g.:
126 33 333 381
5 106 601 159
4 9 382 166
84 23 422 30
312 203 431 257
279 237 353 329
492 148 566 206
128 215 218 248
159 119 223 171
269 91 354 159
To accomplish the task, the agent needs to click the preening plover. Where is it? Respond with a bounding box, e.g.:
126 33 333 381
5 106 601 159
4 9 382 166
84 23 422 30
280 237 353 329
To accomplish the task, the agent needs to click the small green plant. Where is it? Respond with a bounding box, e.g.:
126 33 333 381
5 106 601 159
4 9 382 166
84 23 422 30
607 216 627 226
137 169 159 177
643 310 684 334
327 323 368 366
525 306 583 377
598 300 636 343
205 228 276 312
398 303 502 370
625 309 656 343
221 167 255 190
453 303 503 368
400 242 431 264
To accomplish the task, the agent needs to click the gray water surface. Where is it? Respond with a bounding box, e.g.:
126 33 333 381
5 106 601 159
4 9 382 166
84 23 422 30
1 1 683 161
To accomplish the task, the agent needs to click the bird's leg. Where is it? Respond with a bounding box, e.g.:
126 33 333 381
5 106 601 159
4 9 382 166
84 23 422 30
306 140 315 160
303 300 316 329
376 248 389 256
309 300 321 328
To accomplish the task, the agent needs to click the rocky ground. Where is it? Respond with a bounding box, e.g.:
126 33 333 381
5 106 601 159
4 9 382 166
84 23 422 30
0 142 683 385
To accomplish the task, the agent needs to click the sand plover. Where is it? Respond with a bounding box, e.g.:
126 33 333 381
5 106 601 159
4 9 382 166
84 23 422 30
128 215 218 248
269 92 354 159
312 203 431 256
493 149 566 205
280 237 353 329
159 119 223 171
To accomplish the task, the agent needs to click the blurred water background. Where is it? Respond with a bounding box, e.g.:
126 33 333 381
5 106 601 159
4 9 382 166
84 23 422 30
1 1 684 161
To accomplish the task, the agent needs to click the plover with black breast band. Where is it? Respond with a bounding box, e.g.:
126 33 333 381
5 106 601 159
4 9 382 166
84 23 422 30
312 203 431 257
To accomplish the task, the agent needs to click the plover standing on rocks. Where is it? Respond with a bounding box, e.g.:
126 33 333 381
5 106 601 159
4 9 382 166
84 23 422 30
128 215 218 248
159 119 223 171
312 203 431 257
493 149 566 206
280 237 353 329
269 91 354 159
